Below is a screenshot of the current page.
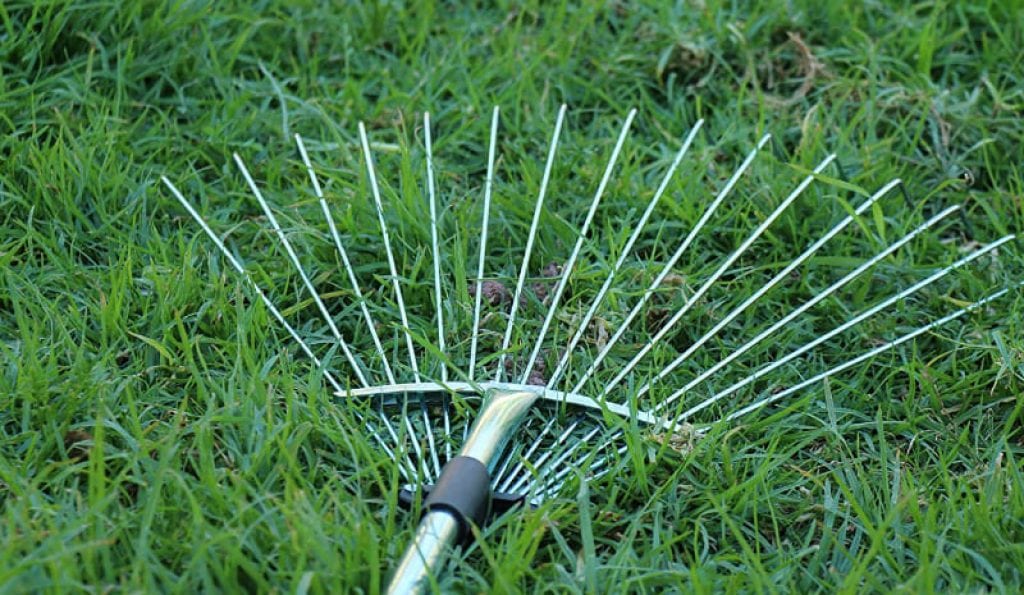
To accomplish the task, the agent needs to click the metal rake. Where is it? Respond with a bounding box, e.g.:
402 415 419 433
161 104 1016 593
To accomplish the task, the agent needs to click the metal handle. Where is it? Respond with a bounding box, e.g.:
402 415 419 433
386 390 539 594
458 389 539 472
386 510 460 595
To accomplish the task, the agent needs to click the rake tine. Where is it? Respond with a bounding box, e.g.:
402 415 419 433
360 123 437 480
633 177 901 401
654 203 967 414
234 153 370 388
506 417 582 494
469 107 500 382
296 134 420 477
490 440 519 488
424 113 447 383
237 153 425 477
399 399 432 482
375 407 420 483
442 393 452 463
496 104 568 383
673 234 1015 422
161 177 415 479
550 177 907 481
493 414 559 491
546 118 705 390
598 153 838 400
553 434 645 502
358 122 422 382
519 108 637 384
294 133 398 385
490 411 546 488
570 134 772 395
162 176 351 391
535 433 619 500
418 395 441 480
518 424 604 497
721 284 1014 425
421 113 445 478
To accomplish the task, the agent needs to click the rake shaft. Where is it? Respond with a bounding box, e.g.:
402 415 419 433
386 389 539 594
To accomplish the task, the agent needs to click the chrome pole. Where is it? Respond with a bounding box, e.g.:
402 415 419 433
386 390 539 594
386 511 460 594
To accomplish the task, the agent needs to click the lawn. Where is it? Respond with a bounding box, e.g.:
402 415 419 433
2 0 1023 593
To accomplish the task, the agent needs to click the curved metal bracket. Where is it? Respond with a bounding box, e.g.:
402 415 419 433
338 381 673 429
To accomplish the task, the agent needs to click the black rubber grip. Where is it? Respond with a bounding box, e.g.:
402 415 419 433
422 456 491 542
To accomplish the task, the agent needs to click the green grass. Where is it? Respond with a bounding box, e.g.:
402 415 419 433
2 0 1024 592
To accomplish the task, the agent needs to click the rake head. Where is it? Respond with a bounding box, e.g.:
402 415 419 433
162 105 1017 593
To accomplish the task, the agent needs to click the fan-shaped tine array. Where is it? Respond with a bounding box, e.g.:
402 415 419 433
162 105 1016 502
